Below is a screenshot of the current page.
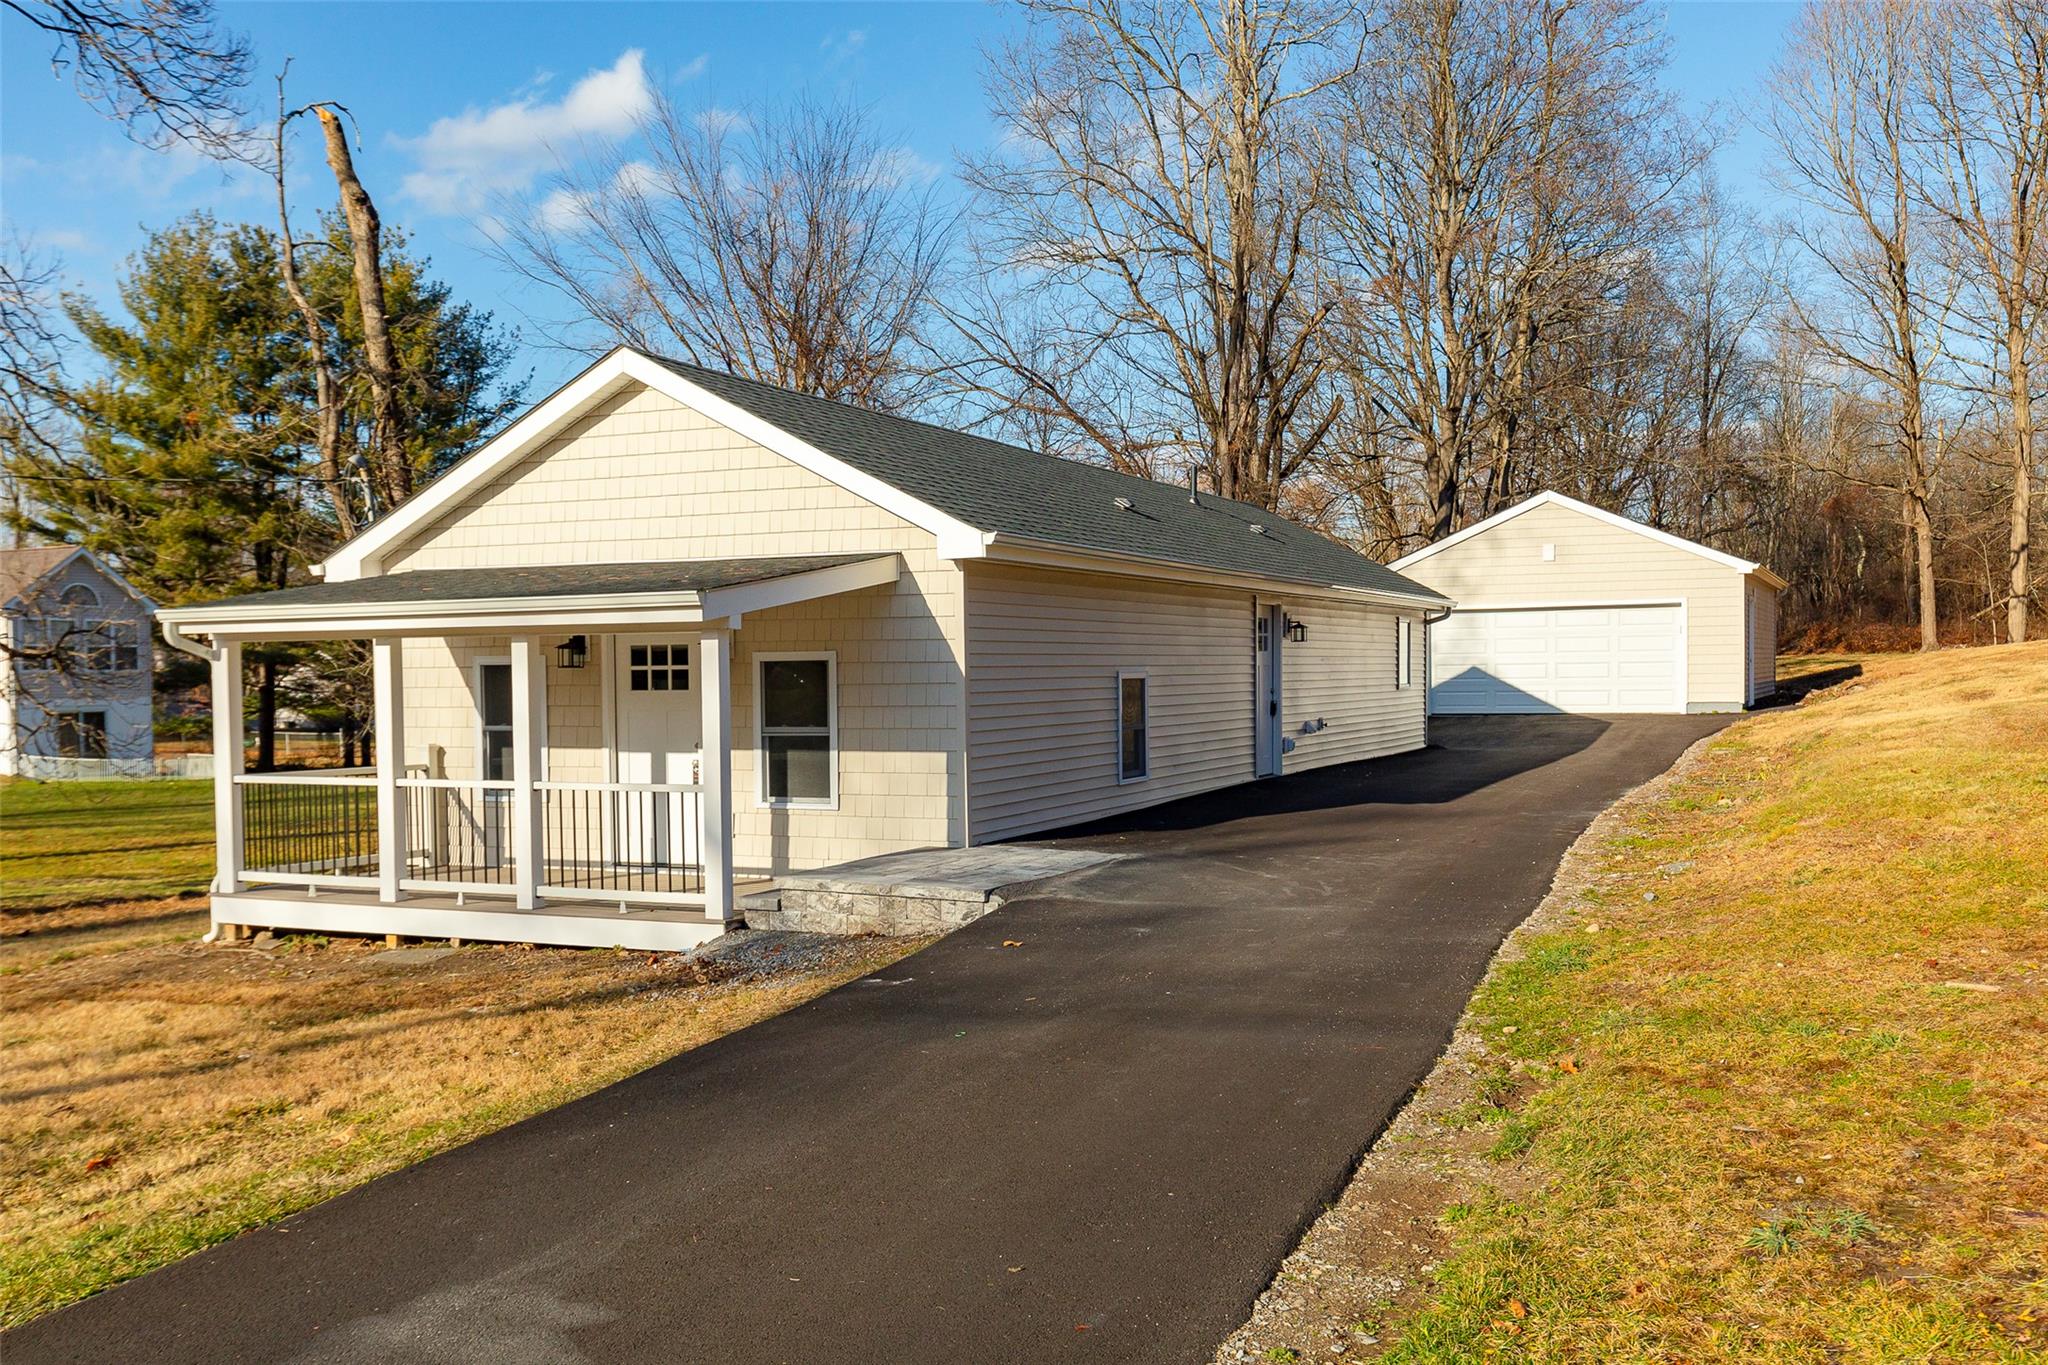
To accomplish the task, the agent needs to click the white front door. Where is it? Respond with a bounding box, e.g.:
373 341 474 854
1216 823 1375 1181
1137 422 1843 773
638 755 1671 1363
613 635 703 864
1253 603 1285 776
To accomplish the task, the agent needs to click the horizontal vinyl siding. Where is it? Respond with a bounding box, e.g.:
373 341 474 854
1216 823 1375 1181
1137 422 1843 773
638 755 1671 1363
1398 501 1748 710
967 564 1253 842
1280 599 1427 770
1747 579 1778 704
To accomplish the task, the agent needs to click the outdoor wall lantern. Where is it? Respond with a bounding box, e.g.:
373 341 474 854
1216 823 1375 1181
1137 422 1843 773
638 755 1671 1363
554 635 589 670
1285 615 1308 643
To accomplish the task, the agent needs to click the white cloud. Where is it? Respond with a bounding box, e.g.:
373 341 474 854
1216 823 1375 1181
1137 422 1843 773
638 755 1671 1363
400 49 653 214
868 146 944 189
695 107 751 138
821 29 867 65
673 53 709 83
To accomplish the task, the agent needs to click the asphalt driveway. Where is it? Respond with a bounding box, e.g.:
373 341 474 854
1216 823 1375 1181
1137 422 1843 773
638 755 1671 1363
8 713 1728 1365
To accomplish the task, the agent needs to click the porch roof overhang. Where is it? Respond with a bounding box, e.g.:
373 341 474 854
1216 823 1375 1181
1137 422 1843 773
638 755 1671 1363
158 554 901 644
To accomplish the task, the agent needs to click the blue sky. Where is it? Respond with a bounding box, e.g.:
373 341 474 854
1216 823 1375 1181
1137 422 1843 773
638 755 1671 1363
2 1 1798 393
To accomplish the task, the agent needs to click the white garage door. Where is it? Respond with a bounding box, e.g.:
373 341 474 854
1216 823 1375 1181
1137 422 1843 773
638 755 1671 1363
1430 605 1683 714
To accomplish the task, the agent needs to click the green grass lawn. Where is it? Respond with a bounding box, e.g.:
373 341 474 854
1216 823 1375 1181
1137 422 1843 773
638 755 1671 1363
1 779 213 912
1381 642 2048 1362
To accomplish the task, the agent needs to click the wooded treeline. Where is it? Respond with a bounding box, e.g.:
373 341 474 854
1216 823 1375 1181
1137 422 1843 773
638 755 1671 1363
509 0 2045 646
4 0 2044 680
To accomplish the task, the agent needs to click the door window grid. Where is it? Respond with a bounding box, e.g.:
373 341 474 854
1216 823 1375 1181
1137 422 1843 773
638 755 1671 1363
628 643 690 692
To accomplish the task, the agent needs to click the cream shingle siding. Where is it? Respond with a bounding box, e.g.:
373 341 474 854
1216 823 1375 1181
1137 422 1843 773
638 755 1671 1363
963 563 1426 841
1280 599 1428 771
1397 500 1750 711
384 382 963 873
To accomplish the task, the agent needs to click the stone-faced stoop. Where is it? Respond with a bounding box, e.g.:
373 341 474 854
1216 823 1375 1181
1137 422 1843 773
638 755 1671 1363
738 846 1123 935
745 889 990 935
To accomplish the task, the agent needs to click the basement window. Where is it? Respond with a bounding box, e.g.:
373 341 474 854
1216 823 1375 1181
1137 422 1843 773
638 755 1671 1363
1118 672 1149 783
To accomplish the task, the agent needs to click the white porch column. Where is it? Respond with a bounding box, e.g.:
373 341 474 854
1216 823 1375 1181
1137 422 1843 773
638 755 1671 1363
373 638 407 902
698 627 734 923
210 640 244 895
510 637 545 909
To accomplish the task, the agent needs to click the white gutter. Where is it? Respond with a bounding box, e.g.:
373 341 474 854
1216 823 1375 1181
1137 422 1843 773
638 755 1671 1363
974 532 1455 611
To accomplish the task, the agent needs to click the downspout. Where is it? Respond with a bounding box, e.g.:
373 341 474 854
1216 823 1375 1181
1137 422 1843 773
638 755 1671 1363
160 620 227 941
1421 605 1453 746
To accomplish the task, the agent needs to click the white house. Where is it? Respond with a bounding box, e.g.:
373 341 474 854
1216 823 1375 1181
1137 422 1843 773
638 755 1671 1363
1389 491 1786 716
159 348 1450 952
1 545 156 778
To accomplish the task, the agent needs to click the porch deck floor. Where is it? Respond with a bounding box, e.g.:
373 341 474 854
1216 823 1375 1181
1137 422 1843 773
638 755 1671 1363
213 879 774 952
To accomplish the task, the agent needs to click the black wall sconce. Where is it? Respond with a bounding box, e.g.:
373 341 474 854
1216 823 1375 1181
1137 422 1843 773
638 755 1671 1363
554 635 589 669
1284 615 1308 643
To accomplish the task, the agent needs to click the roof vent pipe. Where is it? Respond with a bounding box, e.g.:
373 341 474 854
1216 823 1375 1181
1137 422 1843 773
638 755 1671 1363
1114 496 1134 512
1188 467 1200 505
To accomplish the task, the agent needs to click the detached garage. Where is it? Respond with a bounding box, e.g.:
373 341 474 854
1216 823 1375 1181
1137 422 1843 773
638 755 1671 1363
1390 491 1786 715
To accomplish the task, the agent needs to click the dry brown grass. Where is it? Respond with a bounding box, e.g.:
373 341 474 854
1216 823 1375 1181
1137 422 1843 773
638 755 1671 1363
1224 643 2048 1365
0 910 924 1327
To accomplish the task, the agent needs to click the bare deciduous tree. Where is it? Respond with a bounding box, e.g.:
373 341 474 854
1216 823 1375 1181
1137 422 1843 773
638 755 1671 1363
1765 0 1947 649
498 96 951 413
1916 0 2048 642
314 105 409 510
5 0 254 157
0 239 71 478
1329 0 1700 544
952 0 1356 507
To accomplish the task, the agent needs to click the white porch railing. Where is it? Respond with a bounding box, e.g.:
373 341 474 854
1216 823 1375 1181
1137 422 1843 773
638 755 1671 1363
234 771 708 909
207 631 736 924
237 769 381 889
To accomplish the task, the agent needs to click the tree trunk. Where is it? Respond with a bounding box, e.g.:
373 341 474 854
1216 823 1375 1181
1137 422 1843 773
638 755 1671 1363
2009 334 2034 644
316 106 407 509
276 79 354 536
256 657 276 772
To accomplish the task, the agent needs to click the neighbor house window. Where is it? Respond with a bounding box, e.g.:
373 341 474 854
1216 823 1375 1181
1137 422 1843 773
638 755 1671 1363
758 655 835 806
80 621 140 672
1397 618 1413 689
1118 672 1149 782
56 710 107 759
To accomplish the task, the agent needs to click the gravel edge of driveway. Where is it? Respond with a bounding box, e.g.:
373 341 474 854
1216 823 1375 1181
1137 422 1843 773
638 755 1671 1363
1212 727 1734 1364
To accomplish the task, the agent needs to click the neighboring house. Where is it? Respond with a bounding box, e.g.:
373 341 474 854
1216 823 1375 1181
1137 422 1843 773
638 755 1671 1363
0 545 157 778
1389 490 1786 716
159 347 1450 951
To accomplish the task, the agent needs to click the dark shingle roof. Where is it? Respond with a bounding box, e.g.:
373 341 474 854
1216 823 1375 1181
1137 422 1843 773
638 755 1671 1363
649 356 1445 602
191 555 878 613
0 545 81 608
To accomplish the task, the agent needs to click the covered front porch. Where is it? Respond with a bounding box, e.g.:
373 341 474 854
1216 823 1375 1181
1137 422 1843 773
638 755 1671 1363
161 554 905 952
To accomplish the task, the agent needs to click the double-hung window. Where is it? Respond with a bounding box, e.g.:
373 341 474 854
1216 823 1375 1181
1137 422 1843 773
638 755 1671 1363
56 710 108 759
759 655 835 806
478 663 513 781
1117 671 1149 782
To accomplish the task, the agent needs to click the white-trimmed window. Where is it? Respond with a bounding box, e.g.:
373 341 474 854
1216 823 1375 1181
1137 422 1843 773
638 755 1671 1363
758 653 836 807
56 710 108 759
1117 671 1149 782
477 662 514 781
1397 618 1414 689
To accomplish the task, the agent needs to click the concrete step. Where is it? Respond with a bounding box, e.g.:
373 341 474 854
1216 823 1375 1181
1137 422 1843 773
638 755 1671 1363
739 846 1122 935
